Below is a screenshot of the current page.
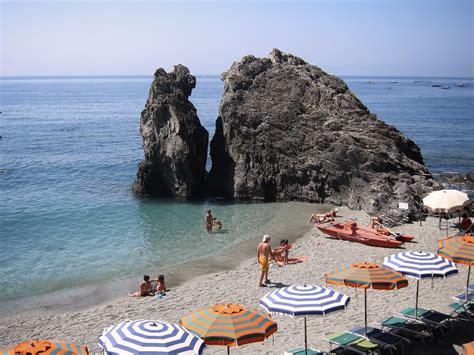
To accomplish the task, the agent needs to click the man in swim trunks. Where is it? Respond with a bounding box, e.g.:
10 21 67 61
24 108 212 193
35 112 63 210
257 234 273 287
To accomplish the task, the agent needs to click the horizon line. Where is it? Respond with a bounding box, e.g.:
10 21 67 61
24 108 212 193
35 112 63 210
1 74 473 80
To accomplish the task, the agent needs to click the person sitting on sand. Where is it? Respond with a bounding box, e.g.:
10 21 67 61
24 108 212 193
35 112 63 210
458 213 472 234
212 217 222 232
309 208 338 224
128 275 154 298
271 239 307 266
153 274 166 295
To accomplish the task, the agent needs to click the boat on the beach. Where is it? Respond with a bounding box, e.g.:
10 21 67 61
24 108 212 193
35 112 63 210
441 85 450 89
317 221 403 248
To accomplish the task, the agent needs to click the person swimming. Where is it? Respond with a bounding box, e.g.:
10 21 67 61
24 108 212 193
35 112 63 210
212 217 223 232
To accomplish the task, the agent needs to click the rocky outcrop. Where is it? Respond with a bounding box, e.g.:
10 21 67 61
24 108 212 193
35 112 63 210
207 49 429 216
132 65 208 198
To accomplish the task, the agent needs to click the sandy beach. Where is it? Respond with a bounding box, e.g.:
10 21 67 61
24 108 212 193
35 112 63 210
1 207 473 354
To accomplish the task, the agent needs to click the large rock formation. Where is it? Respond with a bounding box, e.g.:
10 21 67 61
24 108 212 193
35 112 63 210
207 49 429 215
132 65 208 198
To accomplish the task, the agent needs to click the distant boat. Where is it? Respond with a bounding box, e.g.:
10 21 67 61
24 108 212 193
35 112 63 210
441 86 450 89
432 84 442 87
457 82 470 87
390 81 398 83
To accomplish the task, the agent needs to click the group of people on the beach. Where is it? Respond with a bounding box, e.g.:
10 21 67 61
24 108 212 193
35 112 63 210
256 235 307 287
128 274 166 298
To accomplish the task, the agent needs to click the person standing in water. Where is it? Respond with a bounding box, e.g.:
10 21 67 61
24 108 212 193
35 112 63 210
205 209 213 233
257 234 273 287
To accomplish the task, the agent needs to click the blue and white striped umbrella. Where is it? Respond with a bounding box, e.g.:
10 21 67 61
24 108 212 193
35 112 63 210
383 251 458 317
259 285 350 352
98 320 205 355
383 251 458 279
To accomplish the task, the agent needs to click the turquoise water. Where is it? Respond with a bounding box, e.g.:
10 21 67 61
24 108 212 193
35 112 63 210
0 75 473 305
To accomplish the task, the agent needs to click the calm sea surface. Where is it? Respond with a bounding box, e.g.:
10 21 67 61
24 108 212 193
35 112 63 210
0 75 473 304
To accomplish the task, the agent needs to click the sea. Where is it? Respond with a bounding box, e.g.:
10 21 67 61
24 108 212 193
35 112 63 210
0 75 473 313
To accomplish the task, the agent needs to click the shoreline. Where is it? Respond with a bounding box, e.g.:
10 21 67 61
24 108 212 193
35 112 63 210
1 208 472 354
0 202 321 318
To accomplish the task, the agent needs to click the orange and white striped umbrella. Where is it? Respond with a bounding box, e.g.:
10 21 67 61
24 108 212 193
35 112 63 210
438 234 474 302
180 303 277 354
5 340 88 355
463 341 474 355
325 262 408 335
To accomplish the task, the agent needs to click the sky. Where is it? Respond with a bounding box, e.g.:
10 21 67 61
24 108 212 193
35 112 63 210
1 0 473 77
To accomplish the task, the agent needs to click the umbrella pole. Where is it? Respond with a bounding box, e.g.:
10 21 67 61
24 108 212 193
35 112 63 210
364 288 367 336
415 279 420 319
304 316 307 355
227 345 230 355
466 265 471 302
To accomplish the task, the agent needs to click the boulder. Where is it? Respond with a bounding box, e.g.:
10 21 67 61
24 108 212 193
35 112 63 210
207 49 429 216
132 65 208 198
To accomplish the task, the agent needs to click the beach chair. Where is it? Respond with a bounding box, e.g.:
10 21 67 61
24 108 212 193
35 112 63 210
399 307 453 337
378 316 432 344
326 331 380 354
348 325 409 354
283 348 326 355
453 291 474 304
448 302 474 322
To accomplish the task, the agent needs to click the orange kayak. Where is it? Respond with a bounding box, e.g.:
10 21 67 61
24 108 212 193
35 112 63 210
317 221 403 248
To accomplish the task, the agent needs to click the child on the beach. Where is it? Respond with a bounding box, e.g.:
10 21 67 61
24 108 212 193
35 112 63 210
154 274 166 295
212 217 223 232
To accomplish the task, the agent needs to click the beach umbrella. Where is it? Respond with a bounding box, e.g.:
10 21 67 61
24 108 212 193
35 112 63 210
438 234 474 302
423 189 471 213
325 262 408 336
422 189 471 235
383 251 458 318
5 340 88 355
463 341 474 355
259 284 350 354
180 303 277 355
98 320 205 354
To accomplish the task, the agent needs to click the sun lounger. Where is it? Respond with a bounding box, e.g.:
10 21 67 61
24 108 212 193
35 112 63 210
283 348 325 355
453 292 474 304
378 316 432 344
448 302 474 322
399 307 453 336
326 331 380 354
348 325 409 354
